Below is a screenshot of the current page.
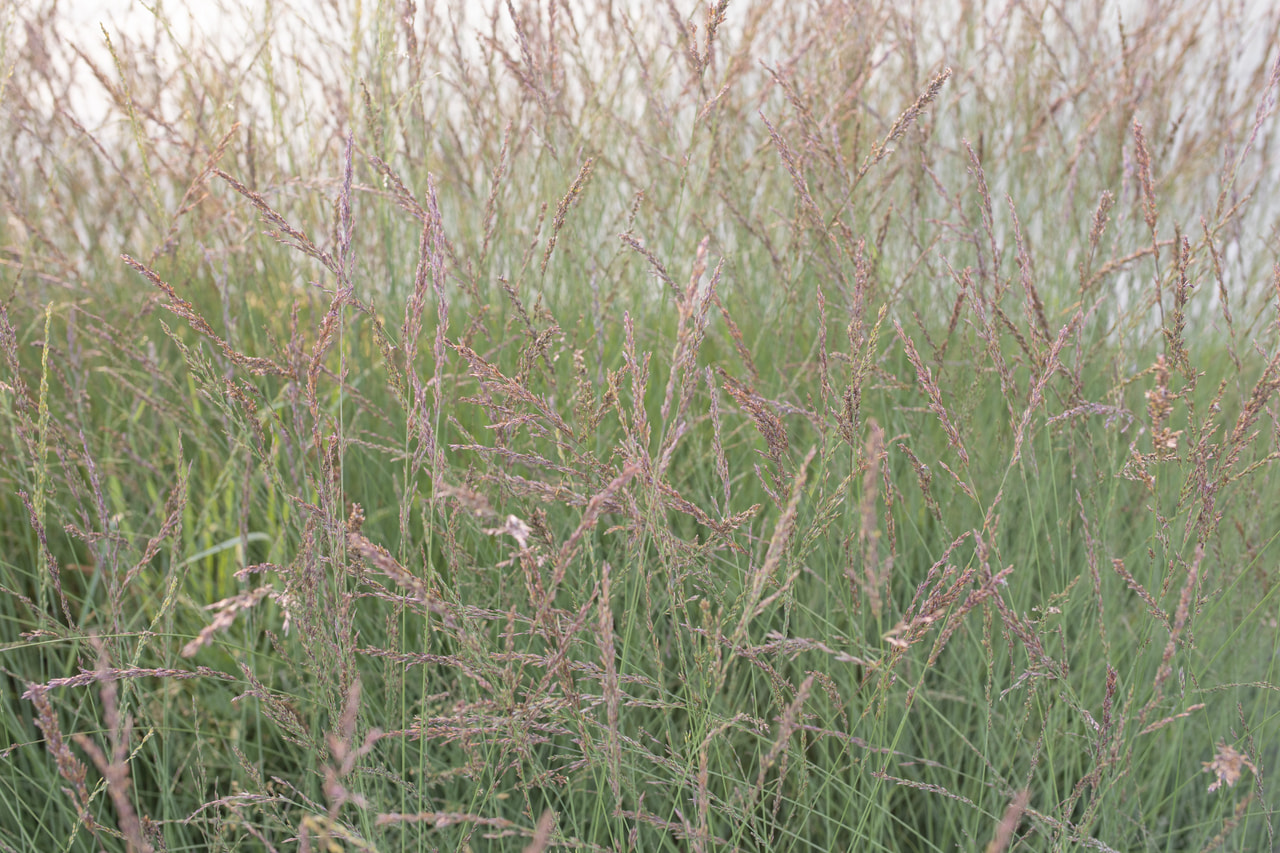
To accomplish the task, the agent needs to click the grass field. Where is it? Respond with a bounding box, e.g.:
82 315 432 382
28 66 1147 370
3 0 1280 850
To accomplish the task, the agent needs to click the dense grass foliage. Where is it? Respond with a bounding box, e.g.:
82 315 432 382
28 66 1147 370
2 1 1280 850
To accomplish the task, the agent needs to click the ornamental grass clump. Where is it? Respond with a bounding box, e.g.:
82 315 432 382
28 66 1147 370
2 1 1280 850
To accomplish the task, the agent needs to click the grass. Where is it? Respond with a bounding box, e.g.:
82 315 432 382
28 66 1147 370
2 0 1280 850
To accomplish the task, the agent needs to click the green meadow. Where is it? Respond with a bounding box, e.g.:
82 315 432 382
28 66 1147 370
2 1 1279 849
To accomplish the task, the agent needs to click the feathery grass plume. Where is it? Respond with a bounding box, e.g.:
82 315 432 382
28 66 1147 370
348 530 435 608
664 0 703 79
100 26 161 224
1006 195 1050 351
549 462 639 598
364 152 428 222
931 278 968 379
323 679 382 818
1212 292 1280 482
989 582 1062 680
541 156 595 272
1132 120 1160 238
838 294 884 449
1074 493 1110 652
1167 230 1193 375
19 488 72 625
760 111 823 227
705 366 732 514
619 310 653 465
360 82 386 159
22 667 236 696
1134 119 1173 379
869 770 978 810
501 0 551 115
1111 550 1172 617
860 67 952 174
660 235 711 423
711 288 759 385
374 810 521 830
425 180 455 374
306 136 357 458
31 303 58 619
298 813 379 853
1213 53 1280 225
27 686 98 838
759 58 824 166
1011 313 1079 465
749 674 815 813
732 446 815 647
1144 354 1182 459
148 122 240 264
224 376 268 456
894 319 969 466
1143 543 1204 725
897 441 942 523
963 140 1001 288
1138 703 1207 737
619 232 679 297
1089 189 1115 249
399 195 437 385
449 338 572 436
0 305 34 420
1064 662 1127 825
1098 664 1120 756
984 789 1030 853
211 168 334 271
1078 189 1115 291
1200 217 1242 370
523 810 556 853
181 586 273 657
659 268 722 478
123 449 187 589
1079 235 1177 294
855 419 888 618
69 645 156 853
882 530 974 653
234 659 315 751
121 255 290 376
479 122 512 264
722 372 791 495
434 481 498 520
1204 741 1258 794
701 0 732 73
816 283 832 410
947 258 1016 406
